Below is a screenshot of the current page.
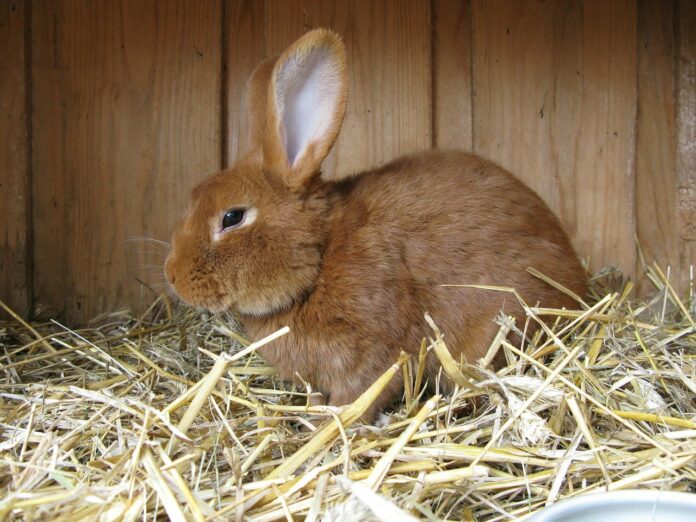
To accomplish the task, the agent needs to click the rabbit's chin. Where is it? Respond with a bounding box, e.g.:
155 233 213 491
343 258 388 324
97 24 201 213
173 274 304 318
180 289 295 318
204 297 235 314
175 294 234 314
233 293 296 319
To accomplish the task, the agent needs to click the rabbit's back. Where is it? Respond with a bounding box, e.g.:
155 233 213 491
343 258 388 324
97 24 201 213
330 149 585 302
247 150 585 413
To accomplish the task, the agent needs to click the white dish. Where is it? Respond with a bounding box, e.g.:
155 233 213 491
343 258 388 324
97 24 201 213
527 490 696 522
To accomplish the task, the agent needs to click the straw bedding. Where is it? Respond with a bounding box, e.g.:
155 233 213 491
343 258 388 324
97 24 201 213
1 263 694 521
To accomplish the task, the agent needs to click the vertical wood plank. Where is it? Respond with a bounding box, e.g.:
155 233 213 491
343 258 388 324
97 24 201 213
472 1 580 225
636 0 679 289
225 0 432 180
433 0 473 150
675 0 696 292
225 0 265 161
577 0 638 276
0 0 30 317
637 0 696 294
32 0 222 322
472 0 637 277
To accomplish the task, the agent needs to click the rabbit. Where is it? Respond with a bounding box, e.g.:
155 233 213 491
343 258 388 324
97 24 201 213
164 29 587 421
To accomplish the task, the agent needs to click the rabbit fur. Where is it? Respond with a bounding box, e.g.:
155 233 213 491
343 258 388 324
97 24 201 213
165 29 587 420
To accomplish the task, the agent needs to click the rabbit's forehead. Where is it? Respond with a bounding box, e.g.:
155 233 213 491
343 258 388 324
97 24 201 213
192 170 261 210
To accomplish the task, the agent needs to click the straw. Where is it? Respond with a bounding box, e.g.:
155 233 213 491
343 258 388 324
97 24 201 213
1 263 694 520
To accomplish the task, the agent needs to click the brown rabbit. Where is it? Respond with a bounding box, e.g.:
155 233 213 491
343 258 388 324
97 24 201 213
165 29 586 420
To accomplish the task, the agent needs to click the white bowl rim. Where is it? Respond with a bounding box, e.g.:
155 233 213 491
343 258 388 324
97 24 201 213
527 489 696 521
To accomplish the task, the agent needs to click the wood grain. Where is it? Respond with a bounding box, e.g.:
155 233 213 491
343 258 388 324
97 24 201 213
0 0 30 317
636 0 696 294
31 0 222 322
675 0 696 291
578 0 638 277
225 0 265 163
17 0 696 321
225 0 432 179
636 0 679 289
471 0 638 276
433 0 473 150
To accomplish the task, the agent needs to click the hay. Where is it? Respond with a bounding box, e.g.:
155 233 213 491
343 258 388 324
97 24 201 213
1 263 694 521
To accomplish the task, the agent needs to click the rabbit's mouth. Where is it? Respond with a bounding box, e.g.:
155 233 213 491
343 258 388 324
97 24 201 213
200 295 235 314
170 286 234 314
164 256 235 313
176 281 292 318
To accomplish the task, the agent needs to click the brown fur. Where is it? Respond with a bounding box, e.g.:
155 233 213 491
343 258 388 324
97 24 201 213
165 29 587 421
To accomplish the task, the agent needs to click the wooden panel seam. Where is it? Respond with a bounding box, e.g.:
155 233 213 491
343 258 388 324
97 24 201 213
675 0 696 288
468 0 475 150
25 0 34 318
430 0 435 148
0 0 31 318
221 0 229 171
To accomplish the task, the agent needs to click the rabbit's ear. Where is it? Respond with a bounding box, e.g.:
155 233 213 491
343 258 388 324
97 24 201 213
246 56 278 150
264 29 347 190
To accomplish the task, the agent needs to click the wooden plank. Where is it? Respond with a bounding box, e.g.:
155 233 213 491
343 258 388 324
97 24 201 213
636 0 696 295
471 0 637 277
0 0 30 317
225 0 432 179
225 0 265 163
636 0 679 291
433 0 473 150
675 0 696 293
576 0 638 276
472 1 578 224
32 0 222 323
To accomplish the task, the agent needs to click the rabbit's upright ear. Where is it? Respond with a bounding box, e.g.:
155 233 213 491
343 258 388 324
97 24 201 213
263 29 347 191
246 56 277 149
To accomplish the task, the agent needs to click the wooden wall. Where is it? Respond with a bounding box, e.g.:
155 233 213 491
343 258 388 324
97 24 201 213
0 1 30 317
1 0 694 323
30 0 221 320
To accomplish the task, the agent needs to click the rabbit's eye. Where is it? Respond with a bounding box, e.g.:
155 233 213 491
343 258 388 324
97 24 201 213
222 209 245 229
